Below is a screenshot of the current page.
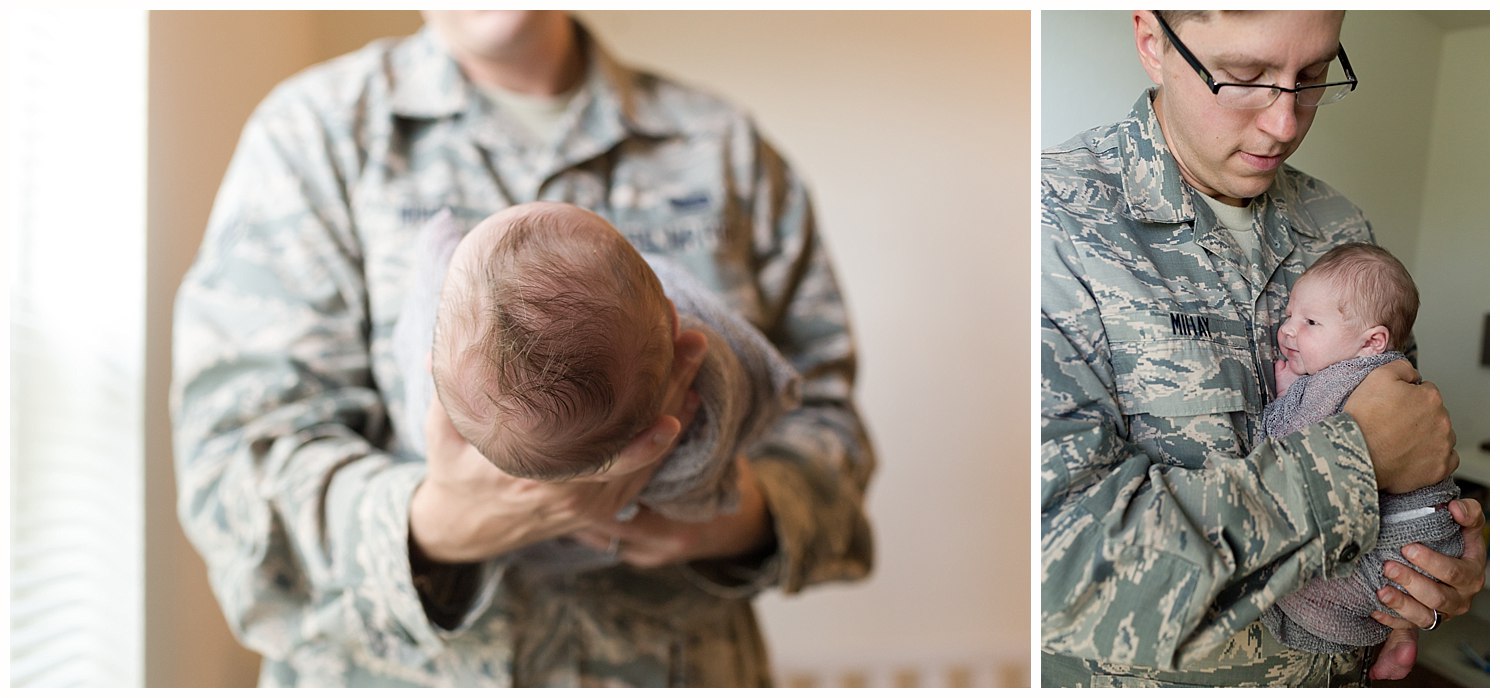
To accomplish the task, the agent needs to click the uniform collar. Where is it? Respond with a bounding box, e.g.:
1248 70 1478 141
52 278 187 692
1264 169 1320 239
1116 88 1318 241
389 22 675 140
580 29 677 139
1118 89 1194 225
389 26 468 119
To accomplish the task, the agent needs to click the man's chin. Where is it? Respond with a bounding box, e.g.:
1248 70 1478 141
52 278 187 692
1225 174 1276 202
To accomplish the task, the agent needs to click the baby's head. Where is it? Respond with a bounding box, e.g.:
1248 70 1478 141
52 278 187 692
431 202 676 481
1278 242 1419 376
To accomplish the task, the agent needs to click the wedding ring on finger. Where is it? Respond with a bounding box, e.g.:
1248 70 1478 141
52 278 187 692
1423 608 1444 632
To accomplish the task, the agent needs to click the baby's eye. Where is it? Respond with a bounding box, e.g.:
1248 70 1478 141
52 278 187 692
1305 319 1318 326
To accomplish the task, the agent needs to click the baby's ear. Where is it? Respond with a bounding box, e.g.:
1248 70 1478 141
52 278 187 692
1360 326 1390 356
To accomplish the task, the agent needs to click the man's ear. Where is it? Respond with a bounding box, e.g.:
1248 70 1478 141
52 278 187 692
1359 326 1391 356
1133 10 1167 86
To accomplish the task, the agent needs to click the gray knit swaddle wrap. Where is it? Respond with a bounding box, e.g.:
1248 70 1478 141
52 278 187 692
640 257 803 519
392 210 800 572
1257 352 1462 653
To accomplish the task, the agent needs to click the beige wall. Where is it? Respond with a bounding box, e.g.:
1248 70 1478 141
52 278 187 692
145 10 1028 686
145 10 420 687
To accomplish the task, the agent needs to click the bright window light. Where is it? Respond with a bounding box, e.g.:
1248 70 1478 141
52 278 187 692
7 8 148 688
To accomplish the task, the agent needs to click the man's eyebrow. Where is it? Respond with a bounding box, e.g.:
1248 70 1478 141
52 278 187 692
1207 52 1271 69
1206 50 1340 71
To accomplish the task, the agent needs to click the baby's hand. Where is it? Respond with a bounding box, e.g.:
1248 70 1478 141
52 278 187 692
1274 358 1298 397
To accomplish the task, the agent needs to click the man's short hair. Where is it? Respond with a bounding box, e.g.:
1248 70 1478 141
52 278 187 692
1157 10 1213 27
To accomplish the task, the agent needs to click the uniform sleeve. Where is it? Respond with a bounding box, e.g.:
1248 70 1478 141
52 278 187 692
688 124 875 595
170 93 481 664
1038 195 1380 670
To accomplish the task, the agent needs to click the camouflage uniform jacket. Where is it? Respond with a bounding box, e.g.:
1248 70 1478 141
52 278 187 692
171 23 874 687
1039 90 1383 687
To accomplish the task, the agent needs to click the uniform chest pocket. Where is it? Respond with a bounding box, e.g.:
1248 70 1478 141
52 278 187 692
1104 309 1260 416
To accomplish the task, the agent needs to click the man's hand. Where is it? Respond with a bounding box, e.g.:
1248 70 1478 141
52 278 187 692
1371 499 1488 622
1368 499 1488 680
410 398 677 562
1345 361 1458 493
571 456 774 568
409 329 709 563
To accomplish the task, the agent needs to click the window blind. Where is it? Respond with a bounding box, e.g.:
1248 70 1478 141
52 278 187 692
7 8 148 688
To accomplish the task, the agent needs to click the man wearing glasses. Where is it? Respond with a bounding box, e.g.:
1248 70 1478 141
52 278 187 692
1039 10 1488 687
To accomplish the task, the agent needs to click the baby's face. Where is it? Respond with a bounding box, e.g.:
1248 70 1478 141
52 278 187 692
1277 274 1379 376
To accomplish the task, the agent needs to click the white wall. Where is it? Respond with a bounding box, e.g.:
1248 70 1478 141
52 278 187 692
1040 10 1489 467
1039 10 1146 148
1411 25 1490 478
146 10 1029 686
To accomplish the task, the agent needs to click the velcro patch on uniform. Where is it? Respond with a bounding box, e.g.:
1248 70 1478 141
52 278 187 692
400 206 448 226
1169 312 1214 340
669 192 711 210
1100 309 1249 350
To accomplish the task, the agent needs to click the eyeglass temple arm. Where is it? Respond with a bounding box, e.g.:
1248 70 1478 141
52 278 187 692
1337 45 1357 91
1149 10 1223 93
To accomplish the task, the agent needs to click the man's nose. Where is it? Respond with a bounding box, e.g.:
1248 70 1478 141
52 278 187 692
1256 90 1301 143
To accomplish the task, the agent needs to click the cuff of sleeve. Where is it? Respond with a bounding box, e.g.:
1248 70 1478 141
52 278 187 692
342 464 502 659
678 462 784 598
740 455 872 594
681 553 781 599
1297 413 1381 577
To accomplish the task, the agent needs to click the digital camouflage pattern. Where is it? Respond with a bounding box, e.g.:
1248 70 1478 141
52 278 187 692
171 22 874 687
1038 90 1388 687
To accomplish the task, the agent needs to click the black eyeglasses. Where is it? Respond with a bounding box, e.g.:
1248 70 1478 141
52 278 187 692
1152 10 1358 109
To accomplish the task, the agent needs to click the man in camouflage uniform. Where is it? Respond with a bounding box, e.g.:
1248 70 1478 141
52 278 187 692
171 11 873 687
1040 10 1487 687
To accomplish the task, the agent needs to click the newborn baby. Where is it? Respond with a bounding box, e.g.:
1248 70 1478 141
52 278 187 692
392 202 801 571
